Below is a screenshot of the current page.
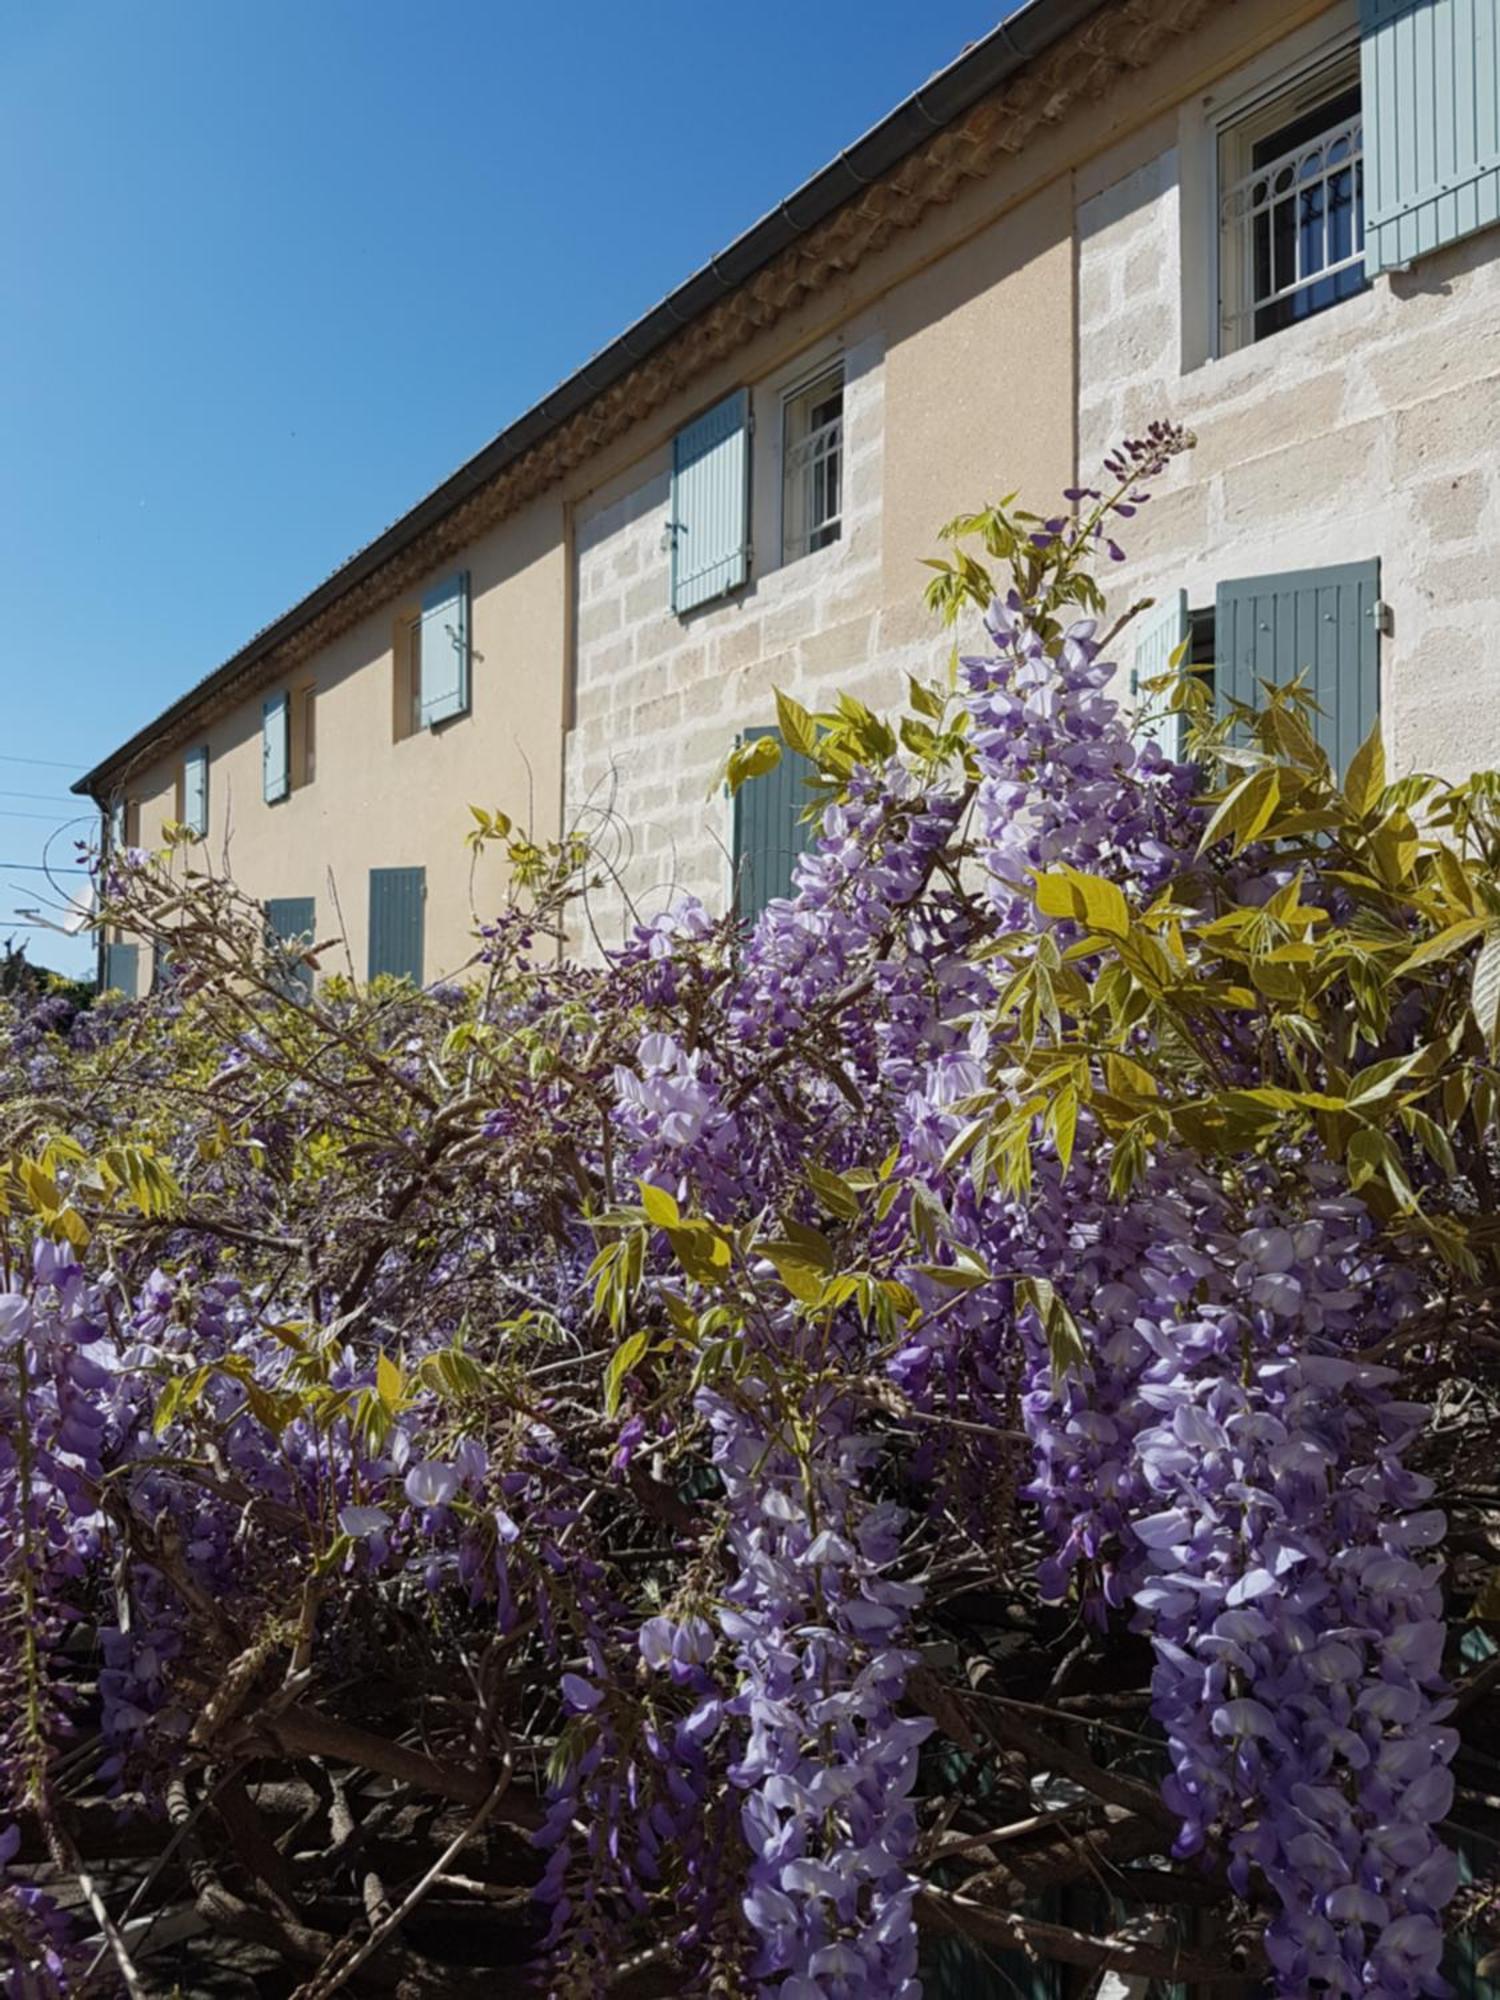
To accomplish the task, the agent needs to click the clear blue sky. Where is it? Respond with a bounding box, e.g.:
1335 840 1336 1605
0 0 1010 976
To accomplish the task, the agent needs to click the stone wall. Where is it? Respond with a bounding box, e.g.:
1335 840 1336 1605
564 327 921 955
1076 68 1500 781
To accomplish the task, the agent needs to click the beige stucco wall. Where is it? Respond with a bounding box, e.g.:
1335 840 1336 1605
1073 0 1500 780
119 495 566 983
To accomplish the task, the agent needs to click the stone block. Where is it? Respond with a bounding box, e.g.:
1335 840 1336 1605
1394 373 1500 481
798 613 875 681
1366 322 1500 418
625 569 670 622
1220 417 1385 529
762 593 818 653
1414 549 1500 613
1192 372 1347 478
714 617 765 673
576 595 622 646
1078 305 1175 394
1412 470 1489 547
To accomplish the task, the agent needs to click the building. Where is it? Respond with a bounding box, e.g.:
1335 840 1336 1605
76 0 1500 994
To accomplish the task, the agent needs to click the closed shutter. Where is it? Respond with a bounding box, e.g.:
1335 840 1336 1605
368 868 425 985
670 390 751 614
1215 559 1380 776
263 692 290 803
732 727 817 920
183 746 209 835
419 572 471 727
1129 589 1189 761
104 943 139 997
1361 0 1500 273
109 801 125 852
266 896 316 999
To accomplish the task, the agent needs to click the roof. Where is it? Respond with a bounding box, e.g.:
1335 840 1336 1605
76 0 1197 801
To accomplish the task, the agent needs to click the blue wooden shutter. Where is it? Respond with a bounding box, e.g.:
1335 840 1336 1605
104 943 139 997
262 692 290 803
419 571 470 726
732 727 817 920
108 800 125 851
368 867 425 985
183 746 209 835
266 896 316 999
1361 0 1500 273
671 390 750 614
1130 589 1189 761
1216 559 1380 775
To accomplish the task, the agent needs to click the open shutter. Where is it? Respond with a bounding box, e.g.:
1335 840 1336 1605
263 692 290 803
1216 559 1380 775
671 390 750 614
108 800 125 852
183 746 209 835
732 727 817 920
368 867 425 985
103 943 139 997
1361 0 1500 274
266 896 316 999
1129 589 1189 761
419 572 470 726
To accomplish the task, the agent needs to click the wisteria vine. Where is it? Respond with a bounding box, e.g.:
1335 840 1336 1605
0 431 1489 1997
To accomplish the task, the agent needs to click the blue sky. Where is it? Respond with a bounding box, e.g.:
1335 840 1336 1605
0 0 1009 975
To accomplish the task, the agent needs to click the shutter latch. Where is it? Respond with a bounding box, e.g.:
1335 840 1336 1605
1372 599 1394 637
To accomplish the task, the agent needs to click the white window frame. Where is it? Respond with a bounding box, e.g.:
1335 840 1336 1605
1210 33 1364 360
779 360 844 566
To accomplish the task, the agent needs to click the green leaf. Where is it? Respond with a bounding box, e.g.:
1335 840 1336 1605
774 689 818 758
724 734 782 796
761 1245 827 1305
807 1164 861 1221
1472 922 1500 1052
638 1181 681 1228
1345 1050 1426 1108
1343 720 1386 817
1397 917 1486 977
604 1330 649 1418
1047 1086 1078 1173
376 1352 404 1412
1033 867 1130 938
666 1220 734 1286
1198 767 1280 857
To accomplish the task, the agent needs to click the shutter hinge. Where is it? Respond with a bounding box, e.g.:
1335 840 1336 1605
1372 599 1394 637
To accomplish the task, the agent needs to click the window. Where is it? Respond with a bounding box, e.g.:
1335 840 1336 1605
393 574 470 737
295 684 317 787
266 896 316 1000
181 746 208 835
732 727 817 920
670 393 751 614
782 364 844 562
263 692 291 803
394 611 422 739
369 867 425 985
1217 49 1365 354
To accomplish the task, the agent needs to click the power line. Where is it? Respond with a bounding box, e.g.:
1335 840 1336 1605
0 789 76 804
0 753 83 771
0 809 88 823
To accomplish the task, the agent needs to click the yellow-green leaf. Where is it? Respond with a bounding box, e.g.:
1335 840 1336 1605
1472 922 1500 1052
376 1351 404 1412
774 689 818 759
639 1181 681 1228
1344 720 1386 817
604 1330 649 1418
